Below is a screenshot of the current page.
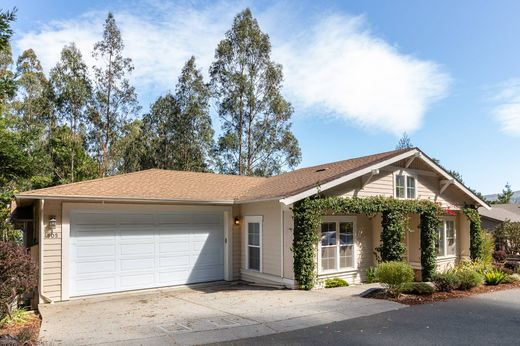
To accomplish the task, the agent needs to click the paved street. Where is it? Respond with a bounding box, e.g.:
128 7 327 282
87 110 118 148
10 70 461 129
218 288 520 346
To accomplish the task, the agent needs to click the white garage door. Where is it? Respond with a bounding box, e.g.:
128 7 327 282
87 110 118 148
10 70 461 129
70 211 224 297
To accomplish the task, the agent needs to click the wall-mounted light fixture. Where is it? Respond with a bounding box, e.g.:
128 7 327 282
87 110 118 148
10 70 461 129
48 216 58 238
234 217 240 225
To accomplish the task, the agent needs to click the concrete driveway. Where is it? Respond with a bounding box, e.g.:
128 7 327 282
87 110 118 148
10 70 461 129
39 283 403 345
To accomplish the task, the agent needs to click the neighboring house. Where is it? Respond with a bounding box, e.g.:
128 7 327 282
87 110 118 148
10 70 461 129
479 204 520 232
14 147 488 303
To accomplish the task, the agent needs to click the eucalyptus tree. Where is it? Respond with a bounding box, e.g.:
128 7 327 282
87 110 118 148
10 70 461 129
90 12 138 176
50 43 92 182
0 8 16 103
210 8 301 176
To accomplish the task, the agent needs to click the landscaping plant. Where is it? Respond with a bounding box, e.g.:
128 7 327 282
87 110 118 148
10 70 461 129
454 268 482 290
324 277 348 288
484 269 507 285
431 272 461 292
403 282 435 295
0 241 38 320
374 261 414 297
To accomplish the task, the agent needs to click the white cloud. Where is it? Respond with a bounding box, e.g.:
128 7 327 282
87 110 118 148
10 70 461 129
491 79 520 136
15 2 450 134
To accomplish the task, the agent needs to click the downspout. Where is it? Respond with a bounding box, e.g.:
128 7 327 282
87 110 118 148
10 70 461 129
38 199 54 304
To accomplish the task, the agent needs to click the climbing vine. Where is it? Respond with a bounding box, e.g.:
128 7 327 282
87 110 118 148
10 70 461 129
292 196 443 289
463 207 483 260
420 205 443 281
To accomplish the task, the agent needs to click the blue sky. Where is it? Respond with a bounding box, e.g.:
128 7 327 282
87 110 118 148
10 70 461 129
5 0 520 194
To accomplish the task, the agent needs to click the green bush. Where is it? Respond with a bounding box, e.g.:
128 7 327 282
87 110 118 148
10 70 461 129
455 269 482 290
431 272 461 292
365 267 378 283
324 277 349 288
375 261 414 297
403 282 435 295
502 273 520 284
484 269 507 285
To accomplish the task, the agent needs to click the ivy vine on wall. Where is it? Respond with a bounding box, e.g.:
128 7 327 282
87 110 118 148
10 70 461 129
463 207 483 261
292 196 444 289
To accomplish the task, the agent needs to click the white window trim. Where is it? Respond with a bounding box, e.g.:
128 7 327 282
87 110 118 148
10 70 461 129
244 216 263 272
437 216 457 259
317 216 357 275
393 170 418 200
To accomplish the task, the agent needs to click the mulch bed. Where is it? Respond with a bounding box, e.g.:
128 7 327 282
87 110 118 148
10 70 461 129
367 281 520 305
0 313 41 345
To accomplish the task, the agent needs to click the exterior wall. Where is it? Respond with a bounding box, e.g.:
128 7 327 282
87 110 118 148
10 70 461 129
481 216 500 233
282 207 294 280
42 200 63 301
232 205 241 280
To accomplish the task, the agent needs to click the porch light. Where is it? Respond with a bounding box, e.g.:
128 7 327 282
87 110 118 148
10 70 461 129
49 216 57 230
234 217 240 225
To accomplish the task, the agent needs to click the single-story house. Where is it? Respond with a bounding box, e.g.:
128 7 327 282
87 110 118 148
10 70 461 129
14 147 489 303
479 203 520 232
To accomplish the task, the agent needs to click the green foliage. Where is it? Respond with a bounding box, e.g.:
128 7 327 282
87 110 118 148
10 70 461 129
0 307 30 327
503 273 520 284
420 207 442 281
324 277 349 288
481 232 494 265
494 221 520 255
90 12 139 176
374 261 414 297
454 268 482 290
395 132 413 149
365 266 378 283
292 196 442 289
403 282 435 295
431 272 461 292
378 210 407 261
463 207 484 261
484 269 507 285
210 8 301 176
497 182 514 204
0 8 17 102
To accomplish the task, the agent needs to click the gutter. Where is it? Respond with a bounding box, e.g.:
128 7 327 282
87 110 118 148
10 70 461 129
16 194 235 205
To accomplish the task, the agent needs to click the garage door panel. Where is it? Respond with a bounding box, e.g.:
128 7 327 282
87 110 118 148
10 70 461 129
76 260 116 274
70 210 225 297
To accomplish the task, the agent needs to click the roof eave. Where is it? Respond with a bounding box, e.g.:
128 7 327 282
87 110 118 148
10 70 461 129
15 194 236 205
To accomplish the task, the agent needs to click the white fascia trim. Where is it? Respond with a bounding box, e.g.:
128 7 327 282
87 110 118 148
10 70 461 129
418 155 491 210
280 149 420 205
15 194 235 205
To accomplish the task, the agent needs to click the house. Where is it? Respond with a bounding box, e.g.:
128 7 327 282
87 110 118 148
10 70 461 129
14 147 489 303
479 204 520 232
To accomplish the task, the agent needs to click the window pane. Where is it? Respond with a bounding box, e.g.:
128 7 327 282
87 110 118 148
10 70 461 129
339 222 353 245
446 221 456 255
321 222 337 246
248 223 260 246
396 175 405 198
436 226 444 256
248 246 260 270
321 247 336 271
340 245 353 268
406 176 416 199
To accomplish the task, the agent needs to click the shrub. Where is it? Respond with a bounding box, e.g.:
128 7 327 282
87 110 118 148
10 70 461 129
484 269 507 285
403 282 435 295
374 261 414 297
324 277 348 288
504 261 520 272
502 274 520 284
455 269 482 290
0 308 31 327
365 267 378 283
493 250 507 263
481 233 494 265
431 272 461 292
0 241 38 320
494 221 520 255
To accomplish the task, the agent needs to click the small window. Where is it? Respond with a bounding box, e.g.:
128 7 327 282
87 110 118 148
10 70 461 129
395 173 416 199
395 175 405 198
436 218 456 257
319 218 355 273
246 217 262 271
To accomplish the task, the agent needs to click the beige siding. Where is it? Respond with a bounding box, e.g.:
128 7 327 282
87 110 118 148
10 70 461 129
42 200 62 301
239 201 282 277
282 208 294 280
232 205 241 280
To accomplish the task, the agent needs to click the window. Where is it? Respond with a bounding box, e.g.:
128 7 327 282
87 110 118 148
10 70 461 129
436 219 456 257
319 218 355 273
246 216 262 271
395 173 416 199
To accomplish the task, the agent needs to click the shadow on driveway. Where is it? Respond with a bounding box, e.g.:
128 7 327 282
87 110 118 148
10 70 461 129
215 288 520 346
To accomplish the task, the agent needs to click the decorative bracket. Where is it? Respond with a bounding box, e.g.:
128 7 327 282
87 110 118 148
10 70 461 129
405 152 421 168
440 178 454 195
361 169 380 188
